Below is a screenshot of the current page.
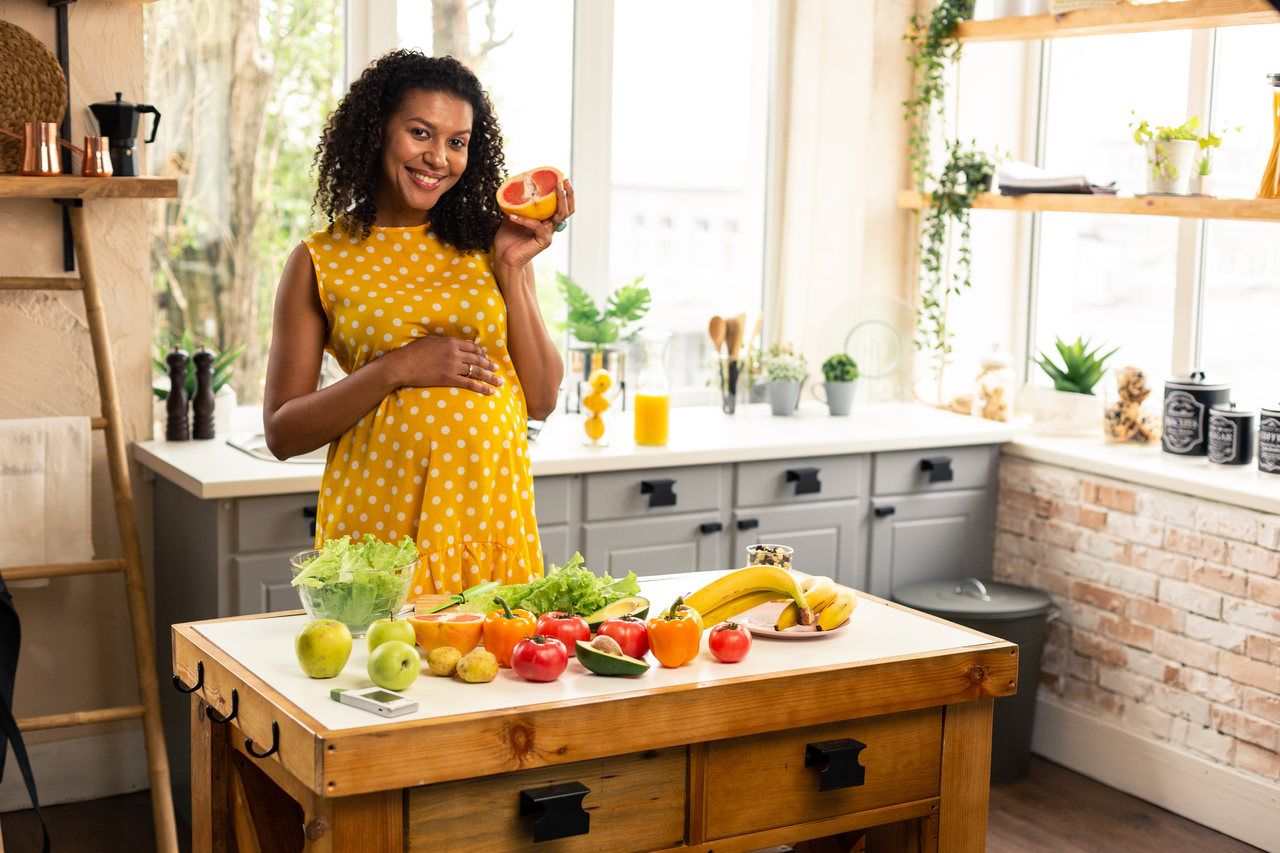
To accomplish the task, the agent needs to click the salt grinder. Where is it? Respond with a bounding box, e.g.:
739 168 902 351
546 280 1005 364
191 348 216 440
165 347 190 441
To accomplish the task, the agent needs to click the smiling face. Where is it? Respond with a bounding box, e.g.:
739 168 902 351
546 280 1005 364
374 89 473 227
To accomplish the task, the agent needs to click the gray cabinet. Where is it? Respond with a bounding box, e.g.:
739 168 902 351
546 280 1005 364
866 445 999 598
533 475 577 567
579 464 729 576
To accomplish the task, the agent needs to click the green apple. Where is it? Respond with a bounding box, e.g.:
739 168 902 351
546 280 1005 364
366 617 416 653
295 619 353 679
367 640 421 691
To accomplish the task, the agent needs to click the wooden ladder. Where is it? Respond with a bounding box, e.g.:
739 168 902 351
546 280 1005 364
0 177 179 853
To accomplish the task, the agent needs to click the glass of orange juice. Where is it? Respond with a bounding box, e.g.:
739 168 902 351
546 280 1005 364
634 331 671 446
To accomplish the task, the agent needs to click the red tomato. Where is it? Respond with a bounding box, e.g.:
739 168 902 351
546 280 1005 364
511 635 569 682
535 612 591 649
708 622 752 663
597 615 650 659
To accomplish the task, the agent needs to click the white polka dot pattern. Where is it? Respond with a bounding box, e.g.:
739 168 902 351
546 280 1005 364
303 223 543 596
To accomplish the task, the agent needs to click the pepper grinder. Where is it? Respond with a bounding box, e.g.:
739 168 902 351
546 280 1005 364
191 348 216 440
165 347 190 441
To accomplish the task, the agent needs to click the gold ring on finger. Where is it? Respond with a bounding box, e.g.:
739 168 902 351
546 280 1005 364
466 363 473 378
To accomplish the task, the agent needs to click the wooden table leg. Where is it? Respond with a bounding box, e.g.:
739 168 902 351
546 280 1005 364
299 788 403 853
938 699 993 852
191 699 233 853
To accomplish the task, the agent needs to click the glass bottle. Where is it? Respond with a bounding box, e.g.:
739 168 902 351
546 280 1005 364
1259 72 1280 199
633 331 671 446
971 343 1015 423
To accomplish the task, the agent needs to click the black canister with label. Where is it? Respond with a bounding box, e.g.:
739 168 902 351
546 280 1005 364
1162 373 1230 456
1208 404 1255 465
1259 407 1280 474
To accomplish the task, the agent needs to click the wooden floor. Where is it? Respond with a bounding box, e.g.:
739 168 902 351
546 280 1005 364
0 756 1262 852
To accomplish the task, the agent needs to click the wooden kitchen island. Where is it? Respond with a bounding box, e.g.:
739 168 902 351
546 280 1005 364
171 572 1016 852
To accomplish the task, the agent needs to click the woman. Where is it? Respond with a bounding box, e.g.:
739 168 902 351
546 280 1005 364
263 51 568 597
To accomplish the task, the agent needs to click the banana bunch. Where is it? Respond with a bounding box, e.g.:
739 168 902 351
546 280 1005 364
684 565 814 627
774 576 856 632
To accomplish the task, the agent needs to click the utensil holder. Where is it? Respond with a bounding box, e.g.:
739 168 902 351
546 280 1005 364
720 359 740 414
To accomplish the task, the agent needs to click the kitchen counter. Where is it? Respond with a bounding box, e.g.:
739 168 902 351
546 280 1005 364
134 401 1015 500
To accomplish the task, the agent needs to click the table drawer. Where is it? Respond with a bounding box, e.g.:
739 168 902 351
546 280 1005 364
406 748 686 852
703 708 942 840
233 493 318 552
872 445 997 496
735 455 867 507
584 465 724 521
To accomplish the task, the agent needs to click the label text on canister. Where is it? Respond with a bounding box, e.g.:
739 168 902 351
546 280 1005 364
1163 391 1205 453
1208 415 1238 464
1261 416 1280 473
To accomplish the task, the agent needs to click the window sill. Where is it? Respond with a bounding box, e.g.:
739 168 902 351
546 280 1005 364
1005 432 1280 515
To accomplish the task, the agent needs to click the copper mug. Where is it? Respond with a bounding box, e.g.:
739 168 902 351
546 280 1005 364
0 122 110 177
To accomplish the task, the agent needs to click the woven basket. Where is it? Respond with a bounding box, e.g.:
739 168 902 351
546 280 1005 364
0 20 68 174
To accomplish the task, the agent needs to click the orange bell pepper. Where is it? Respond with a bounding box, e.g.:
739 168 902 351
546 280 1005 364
647 597 702 668
482 597 537 667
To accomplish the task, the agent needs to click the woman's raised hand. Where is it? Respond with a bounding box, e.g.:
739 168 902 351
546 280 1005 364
389 335 503 395
494 177 576 270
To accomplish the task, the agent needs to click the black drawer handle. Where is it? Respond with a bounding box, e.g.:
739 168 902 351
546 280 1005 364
245 721 280 759
302 505 318 538
874 505 896 518
640 479 677 508
805 738 867 791
920 456 953 483
737 517 759 531
519 781 590 842
699 521 723 534
785 467 822 495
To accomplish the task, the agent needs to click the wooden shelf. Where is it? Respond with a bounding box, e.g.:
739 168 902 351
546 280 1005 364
956 0 1278 42
0 175 178 200
897 189 1280 221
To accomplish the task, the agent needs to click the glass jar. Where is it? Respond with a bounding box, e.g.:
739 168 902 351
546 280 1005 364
1260 72 1280 199
580 350 620 447
971 344 1015 422
633 331 671 446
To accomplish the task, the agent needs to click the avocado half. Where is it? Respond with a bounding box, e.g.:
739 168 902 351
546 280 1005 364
575 639 650 677
583 595 650 631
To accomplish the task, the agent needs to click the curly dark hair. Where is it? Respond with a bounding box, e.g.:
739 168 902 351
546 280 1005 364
313 50 506 253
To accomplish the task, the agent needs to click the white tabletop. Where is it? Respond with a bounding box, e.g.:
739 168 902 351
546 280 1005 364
136 402 1014 499
191 571 994 732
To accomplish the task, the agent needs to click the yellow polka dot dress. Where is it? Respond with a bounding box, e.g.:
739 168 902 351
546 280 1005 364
303 221 542 597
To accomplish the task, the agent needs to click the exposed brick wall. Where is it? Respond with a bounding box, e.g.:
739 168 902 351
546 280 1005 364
994 456 1280 782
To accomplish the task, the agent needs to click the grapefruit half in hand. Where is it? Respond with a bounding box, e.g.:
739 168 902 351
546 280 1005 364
496 166 563 220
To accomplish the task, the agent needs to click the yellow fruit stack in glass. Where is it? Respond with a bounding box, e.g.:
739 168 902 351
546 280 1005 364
583 368 613 444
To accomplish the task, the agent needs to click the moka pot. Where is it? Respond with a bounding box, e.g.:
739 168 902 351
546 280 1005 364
88 92 161 177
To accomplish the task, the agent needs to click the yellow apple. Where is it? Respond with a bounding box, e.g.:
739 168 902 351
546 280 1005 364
295 619 352 679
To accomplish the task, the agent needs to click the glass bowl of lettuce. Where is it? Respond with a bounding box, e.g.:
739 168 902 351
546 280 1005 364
289 536 420 636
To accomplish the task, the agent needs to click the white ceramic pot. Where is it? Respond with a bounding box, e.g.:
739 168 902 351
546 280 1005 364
1144 139 1199 196
1024 385 1105 437
1193 173 1216 197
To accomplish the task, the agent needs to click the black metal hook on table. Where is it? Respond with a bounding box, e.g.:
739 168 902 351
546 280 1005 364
245 721 279 759
172 660 204 694
206 689 239 724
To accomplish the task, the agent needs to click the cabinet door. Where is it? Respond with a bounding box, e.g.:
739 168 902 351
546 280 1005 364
867 489 993 598
538 523 573 568
582 512 724 577
231 551 305 616
732 499 863 589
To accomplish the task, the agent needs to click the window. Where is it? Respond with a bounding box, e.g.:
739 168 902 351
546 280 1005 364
148 1 777 409
950 22 1280 409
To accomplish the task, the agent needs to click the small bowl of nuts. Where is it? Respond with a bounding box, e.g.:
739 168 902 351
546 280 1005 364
746 543 793 572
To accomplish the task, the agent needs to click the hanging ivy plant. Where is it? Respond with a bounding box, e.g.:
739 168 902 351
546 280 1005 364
915 139 995 380
903 0 974 193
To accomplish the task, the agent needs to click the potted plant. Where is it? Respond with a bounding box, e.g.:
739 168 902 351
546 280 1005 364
761 348 809 416
556 272 650 412
1026 335 1119 435
1191 126 1238 196
816 353 859 416
1131 115 1206 196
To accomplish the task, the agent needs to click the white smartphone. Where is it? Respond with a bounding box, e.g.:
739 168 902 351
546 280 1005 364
330 686 419 717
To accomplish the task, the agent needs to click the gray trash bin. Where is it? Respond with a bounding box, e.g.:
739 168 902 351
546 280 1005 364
892 577 1055 786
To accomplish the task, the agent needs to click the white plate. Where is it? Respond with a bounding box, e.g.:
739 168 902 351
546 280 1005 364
736 600 850 640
